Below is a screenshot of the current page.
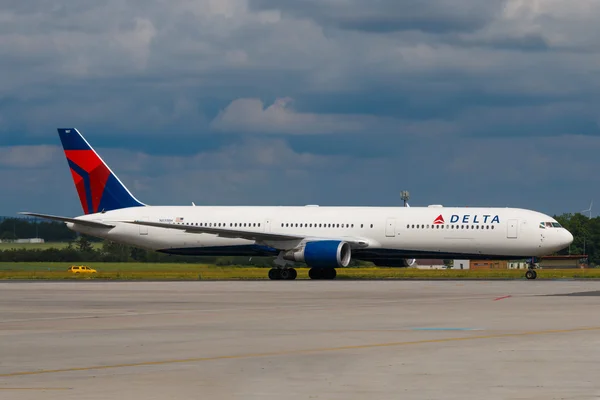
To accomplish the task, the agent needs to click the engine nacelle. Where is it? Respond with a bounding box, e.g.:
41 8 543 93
283 240 352 268
372 258 416 268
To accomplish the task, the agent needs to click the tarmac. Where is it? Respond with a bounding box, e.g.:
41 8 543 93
1 280 600 400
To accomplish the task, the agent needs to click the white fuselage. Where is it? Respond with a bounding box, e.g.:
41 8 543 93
69 205 573 262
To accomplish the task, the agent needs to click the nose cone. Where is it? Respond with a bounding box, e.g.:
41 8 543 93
544 228 574 253
563 229 574 247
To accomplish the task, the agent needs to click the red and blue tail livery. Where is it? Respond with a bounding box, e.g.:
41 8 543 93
58 129 145 215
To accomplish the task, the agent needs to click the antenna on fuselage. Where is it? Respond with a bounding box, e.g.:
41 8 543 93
401 191 410 207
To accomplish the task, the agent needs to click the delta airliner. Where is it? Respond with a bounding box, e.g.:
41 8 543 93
21 129 573 280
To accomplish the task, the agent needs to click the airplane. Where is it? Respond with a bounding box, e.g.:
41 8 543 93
20 128 574 281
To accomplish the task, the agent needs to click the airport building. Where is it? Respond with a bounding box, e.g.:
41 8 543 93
0 238 45 244
468 260 509 270
415 259 447 269
538 255 588 269
450 256 588 270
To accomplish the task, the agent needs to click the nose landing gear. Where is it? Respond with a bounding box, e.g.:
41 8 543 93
525 257 537 280
525 269 537 280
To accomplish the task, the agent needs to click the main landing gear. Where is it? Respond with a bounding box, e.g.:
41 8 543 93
525 257 537 280
308 268 336 280
268 253 337 280
267 267 338 280
268 268 297 280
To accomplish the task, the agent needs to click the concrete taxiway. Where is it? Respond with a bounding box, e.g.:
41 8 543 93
1 280 600 399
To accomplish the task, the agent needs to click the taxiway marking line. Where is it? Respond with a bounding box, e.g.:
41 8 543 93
2 326 599 378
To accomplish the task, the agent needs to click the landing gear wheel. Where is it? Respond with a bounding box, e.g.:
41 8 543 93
308 268 336 280
279 268 297 280
268 268 281 280
308 268 321 279
525 270 537 280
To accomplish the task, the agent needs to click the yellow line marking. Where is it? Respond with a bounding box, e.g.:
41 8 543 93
1 326 599 378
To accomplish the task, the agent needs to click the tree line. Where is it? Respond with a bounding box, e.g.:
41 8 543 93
554 213 597 263
0 234 275 266
0 217 77 242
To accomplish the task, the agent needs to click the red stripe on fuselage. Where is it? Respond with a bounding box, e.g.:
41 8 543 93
65 150 110 213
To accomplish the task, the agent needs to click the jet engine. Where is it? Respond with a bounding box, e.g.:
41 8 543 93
283 240 352 268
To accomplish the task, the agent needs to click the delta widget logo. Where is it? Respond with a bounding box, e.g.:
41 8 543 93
433 215 445 224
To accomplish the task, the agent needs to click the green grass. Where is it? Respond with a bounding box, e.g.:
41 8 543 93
0 262 599 280
0 242 102 250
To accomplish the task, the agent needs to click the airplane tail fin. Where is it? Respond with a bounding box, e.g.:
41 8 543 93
57 128 146 215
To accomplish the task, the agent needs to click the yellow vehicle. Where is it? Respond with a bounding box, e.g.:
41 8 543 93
67 265 97 274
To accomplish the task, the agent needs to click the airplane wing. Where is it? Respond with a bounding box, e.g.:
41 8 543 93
125 220 370 248
18 212 116 229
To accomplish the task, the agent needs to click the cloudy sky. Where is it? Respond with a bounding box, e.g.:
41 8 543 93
1 0 599 217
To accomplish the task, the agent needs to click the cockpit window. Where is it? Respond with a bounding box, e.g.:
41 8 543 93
540 221 562 229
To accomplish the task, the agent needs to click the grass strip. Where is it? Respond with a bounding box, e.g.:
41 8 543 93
0 263 599 280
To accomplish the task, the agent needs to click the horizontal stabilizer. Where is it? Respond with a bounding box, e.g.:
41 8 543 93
18 212 115 229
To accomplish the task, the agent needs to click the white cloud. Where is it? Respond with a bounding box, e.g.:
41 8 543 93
1 0 600 216
0 145 60 168
210 97 458 136
0 0 598 136
6 132 600 216
211 97 362 134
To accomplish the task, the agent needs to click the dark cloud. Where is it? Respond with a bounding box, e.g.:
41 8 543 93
1 0 600 215
249 0 505 34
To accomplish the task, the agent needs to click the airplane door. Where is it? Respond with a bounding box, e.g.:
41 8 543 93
139 216 149 235
507 219 518 239
385 218 396 237
264 219 271 232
